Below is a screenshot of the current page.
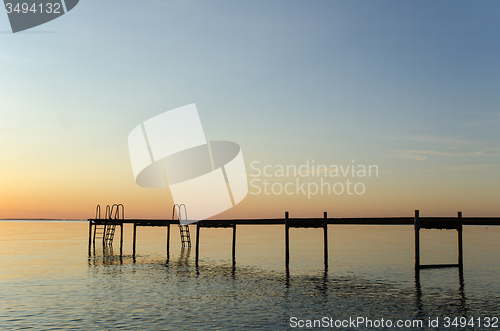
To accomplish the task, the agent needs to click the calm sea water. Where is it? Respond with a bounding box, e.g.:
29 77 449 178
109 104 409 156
1 221 499 330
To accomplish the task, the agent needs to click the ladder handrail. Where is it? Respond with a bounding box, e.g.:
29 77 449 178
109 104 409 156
105 205 111 219
92 203 124 247
109 204 125 220
171 204 188 222
117 204 124 220
95 205 101 219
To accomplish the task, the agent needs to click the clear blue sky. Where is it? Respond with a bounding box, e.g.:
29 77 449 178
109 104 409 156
1 0 499 218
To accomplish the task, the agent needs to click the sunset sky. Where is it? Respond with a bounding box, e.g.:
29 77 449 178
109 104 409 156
1 0 499 220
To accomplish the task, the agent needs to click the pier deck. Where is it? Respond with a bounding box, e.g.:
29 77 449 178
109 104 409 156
88 212 500 268
89 216 500 227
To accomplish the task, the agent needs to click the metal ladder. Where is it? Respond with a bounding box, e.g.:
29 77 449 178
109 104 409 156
93 205 106 246
93 204 124 246
172 204 191 248
105 204 123 245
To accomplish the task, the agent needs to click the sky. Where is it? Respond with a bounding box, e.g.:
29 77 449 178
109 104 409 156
0 0 499 220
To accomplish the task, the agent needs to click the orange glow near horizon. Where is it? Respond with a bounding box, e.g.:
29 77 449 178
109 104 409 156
1 168 499 220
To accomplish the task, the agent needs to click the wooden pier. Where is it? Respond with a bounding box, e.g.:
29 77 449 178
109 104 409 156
88 210 500 268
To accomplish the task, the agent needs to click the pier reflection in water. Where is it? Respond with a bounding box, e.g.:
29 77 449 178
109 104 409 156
2 221 500 330
85 239 491 330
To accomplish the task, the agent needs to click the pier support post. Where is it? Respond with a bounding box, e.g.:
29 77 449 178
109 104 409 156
102 224 107 248
285 211 289 267
88 221 92 255
166 224 170 257
414 210 420 269
120 223 123 256
133 221 137 258
195 222 200 265
458 212 463 268
232 224 236 263
323 212 328 267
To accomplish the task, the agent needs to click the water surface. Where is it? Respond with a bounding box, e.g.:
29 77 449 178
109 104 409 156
1 221 499 330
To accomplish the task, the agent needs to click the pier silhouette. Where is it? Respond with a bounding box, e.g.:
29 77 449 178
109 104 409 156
88 206 500 270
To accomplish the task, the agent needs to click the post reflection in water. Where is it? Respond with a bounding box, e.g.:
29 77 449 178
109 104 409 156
4 222 500 330
88 244 123 266
175 247 191 268
414 266 467 319
80 223 500 330
87 242 473 323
